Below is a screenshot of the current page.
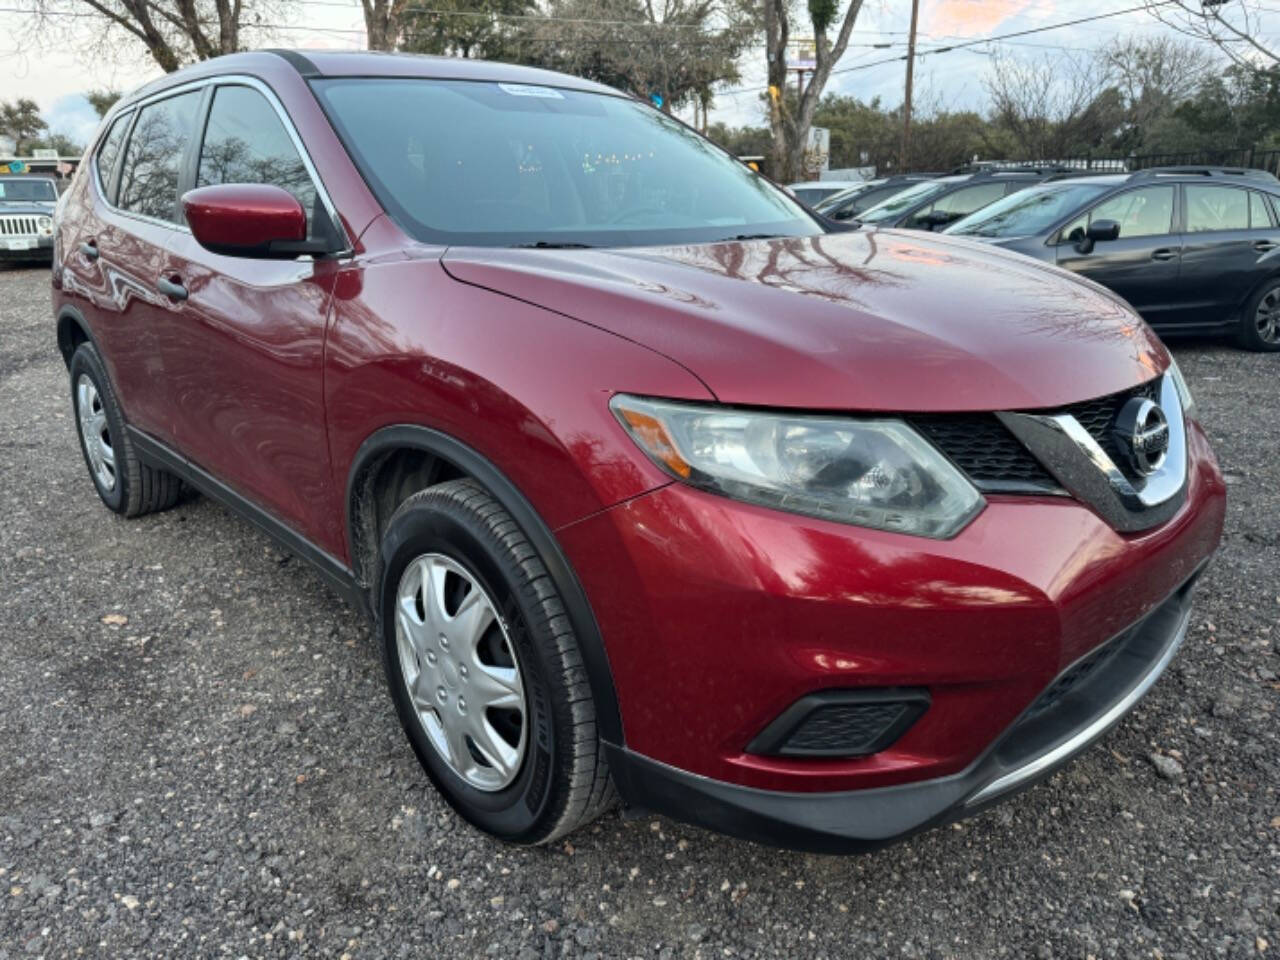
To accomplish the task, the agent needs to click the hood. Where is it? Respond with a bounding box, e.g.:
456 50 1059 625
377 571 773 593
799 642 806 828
441 230 1167 412
0 200 55 216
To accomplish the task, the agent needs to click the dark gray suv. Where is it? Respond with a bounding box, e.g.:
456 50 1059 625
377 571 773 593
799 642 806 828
944 166 1280 351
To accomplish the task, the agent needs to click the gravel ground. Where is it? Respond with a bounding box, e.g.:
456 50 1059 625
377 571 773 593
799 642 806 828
0 261 1276 960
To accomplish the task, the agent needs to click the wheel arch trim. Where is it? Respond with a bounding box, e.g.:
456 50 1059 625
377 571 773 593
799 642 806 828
345 423 625 747
56 303 97 368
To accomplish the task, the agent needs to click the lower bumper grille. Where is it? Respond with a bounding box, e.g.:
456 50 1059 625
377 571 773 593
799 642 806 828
747 688 930 758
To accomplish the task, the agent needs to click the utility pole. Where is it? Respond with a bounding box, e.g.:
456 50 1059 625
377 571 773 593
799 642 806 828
901 0 920 171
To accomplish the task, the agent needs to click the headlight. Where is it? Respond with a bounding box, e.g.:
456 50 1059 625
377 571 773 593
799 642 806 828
610 395 984 538
37 216 53 236
1167 358 1196 420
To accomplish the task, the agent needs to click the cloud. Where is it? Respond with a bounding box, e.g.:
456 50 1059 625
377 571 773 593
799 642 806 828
44 94 103 151
923 0 1032 38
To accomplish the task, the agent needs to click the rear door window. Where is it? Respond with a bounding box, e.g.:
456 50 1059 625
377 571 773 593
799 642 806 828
196 85 326 241
95 111 132 203
1185 184 1249 233
117 91 202 224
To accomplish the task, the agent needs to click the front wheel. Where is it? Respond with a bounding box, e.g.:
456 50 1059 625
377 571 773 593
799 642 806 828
1238 278 1280 351
377 479 615 844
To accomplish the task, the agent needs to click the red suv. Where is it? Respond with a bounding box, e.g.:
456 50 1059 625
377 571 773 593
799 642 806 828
52 51 1225 852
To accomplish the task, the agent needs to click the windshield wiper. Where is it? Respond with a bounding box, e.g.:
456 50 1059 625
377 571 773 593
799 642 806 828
511 241 594 249
715 233 784 242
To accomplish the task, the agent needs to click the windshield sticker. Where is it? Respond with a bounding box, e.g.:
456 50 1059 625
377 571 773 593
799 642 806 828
498 83 564 100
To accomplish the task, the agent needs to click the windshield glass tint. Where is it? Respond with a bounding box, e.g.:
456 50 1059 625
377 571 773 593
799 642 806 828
946 183 1110 237
814 182 877 213
314 78 819 247
0 178 56 201
856 180 948 223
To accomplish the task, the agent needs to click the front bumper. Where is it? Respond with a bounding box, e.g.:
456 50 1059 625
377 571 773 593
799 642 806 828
0 236 53 260
556 419 1224 848
605 570 1198 852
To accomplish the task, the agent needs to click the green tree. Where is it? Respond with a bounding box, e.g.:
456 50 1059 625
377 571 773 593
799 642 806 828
513 0 757 113
87 89 123 118
401 0 538 59
0 99 47 155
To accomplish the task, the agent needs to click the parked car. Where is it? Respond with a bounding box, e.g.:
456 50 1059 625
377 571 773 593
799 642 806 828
0 174 57 262
813 173 942 222
944 167 1280 351
787 179 862 206
855 167 1065 231
54 51 1224 852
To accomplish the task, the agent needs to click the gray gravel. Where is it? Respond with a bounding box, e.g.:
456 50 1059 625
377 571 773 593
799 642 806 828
0 261 1277 959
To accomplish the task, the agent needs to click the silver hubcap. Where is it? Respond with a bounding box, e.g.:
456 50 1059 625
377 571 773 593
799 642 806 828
1256 289 1280 343
394 554 526 792
76 374 116 492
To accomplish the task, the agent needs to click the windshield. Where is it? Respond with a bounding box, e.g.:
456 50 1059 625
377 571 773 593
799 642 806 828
313 78 820 248
814 181 880 214
0 179 57 202
945 182 1111 237
856 179 949 223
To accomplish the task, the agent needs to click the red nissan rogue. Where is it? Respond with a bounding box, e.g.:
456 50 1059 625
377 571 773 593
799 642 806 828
52 51 1225 852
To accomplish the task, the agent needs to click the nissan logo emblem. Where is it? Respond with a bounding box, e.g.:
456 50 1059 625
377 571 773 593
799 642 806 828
1114 397 1170 477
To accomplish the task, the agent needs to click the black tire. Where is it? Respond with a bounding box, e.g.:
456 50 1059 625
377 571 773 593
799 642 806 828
69 342 183 517
1237 277 1280 351
376 479 615 844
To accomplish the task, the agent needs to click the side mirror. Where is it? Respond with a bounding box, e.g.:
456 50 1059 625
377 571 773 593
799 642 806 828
832 208 855 221
921 210 955 231
182 184 326 259
1074 218 1120 254
1088 219 1121 242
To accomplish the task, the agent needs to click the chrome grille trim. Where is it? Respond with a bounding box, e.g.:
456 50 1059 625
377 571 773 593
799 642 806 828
996 372 1188 532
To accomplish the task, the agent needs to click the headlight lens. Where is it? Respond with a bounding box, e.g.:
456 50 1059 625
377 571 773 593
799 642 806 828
37 216 53 236
611 395 984 538
1166 358 1196 420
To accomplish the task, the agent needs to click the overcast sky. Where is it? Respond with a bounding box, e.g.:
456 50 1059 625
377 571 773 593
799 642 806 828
0 0 1275 150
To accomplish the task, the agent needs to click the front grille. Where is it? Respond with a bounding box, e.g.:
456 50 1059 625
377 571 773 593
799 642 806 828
911 414 1059 493
913 378 1162 494
1048 379 1161 484
0 216 39 237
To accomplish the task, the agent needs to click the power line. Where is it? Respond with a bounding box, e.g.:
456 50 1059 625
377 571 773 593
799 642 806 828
716 0 1180 96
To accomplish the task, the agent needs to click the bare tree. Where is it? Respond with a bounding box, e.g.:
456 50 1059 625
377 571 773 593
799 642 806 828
363 0 409 51
19 0 287 72
1100 36 1218 149
984 51 1120 160
1145 0 1277 74
763 0 867 182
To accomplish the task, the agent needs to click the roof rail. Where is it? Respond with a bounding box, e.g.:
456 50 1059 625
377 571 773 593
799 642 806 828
1130 166 1279 182
951 164 1078 177
1043 170 1128 182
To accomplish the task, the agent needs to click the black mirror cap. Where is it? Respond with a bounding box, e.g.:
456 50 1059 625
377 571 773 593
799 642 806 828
1087 218 1121 242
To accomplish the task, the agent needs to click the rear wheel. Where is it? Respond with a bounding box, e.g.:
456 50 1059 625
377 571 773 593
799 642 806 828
377 479 615 844
69 342 183 516
1238 278 1280 351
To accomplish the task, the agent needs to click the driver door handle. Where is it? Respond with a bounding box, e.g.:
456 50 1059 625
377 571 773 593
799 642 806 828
156 276 188 302
1151 248 1176 261
1254 239 1276 253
